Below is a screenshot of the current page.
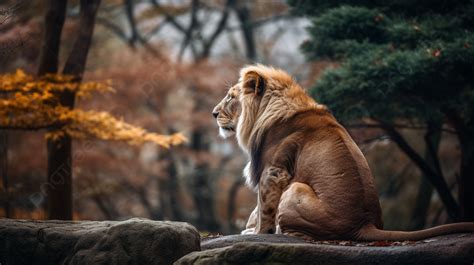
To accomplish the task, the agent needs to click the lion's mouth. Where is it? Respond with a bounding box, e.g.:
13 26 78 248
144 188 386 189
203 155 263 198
216 120 235 131
218 124 236 138
221 126 235 132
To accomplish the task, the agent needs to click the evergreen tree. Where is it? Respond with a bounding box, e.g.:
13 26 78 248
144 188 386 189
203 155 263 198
289 0 474 221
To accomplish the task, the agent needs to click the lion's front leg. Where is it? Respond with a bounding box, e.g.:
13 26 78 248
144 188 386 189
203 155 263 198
255 166 290 234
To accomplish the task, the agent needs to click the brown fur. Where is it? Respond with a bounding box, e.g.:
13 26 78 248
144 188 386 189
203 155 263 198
213 64 474 240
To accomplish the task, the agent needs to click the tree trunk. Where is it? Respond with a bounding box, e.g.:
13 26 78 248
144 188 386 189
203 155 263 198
46 137 73 219
92 194 119 220
410 122 441 229
167 152 183 221
62 0 101 78
37 0 68 219
42 0 101 220
410 176 434 229
450 117 474 221
227 177 244 233
0 130 9 217
156 151 183 221
189 130 220 231
136 183 163 220
378 121 460 221
234 2 257 61
37 0 68 76
457 127 474 221
459 151 474 221
192 164 220 231
444 110 474 221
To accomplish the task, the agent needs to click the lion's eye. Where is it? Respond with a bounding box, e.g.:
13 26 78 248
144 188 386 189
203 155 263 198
225 95 233 102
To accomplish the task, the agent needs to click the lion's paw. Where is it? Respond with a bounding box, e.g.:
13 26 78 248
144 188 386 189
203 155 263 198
241 228 256 234
275 225 282 234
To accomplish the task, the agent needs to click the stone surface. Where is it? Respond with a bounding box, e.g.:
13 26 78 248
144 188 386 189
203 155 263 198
178 233 474 265
0 218 200 265
201 234 308 250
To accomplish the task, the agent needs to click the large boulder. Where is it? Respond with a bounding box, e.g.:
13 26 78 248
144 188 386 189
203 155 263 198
0 218 200 265
177 233 474 265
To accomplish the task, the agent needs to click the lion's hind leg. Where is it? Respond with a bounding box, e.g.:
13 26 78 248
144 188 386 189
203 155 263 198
241 205 257 234
277 182 335 240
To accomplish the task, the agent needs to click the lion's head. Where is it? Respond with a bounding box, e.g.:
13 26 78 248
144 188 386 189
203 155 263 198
212 85 241 138
236 64 323 152
213 64 326 153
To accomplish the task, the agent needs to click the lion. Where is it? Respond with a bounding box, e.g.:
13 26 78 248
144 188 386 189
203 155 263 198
212 64 474 241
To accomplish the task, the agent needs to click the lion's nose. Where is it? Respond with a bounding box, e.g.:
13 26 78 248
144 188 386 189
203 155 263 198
212 111 219 118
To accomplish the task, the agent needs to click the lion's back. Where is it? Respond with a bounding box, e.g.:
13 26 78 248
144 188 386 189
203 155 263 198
274 110 383 227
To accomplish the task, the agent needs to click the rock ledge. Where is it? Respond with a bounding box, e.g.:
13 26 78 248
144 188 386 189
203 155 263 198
0 218 200 265
177 233 474 265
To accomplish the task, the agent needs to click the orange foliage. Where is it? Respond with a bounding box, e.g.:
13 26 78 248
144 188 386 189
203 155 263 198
0 69 186 148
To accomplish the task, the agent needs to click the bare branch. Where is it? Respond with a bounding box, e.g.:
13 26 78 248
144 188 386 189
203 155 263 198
234 2 256 60
96 16 128 43
198 0 234 60
225 13 292 32
359 135 389 145
150 0 187 33
177 0 200 61
124 0 140 47
143 21 167 41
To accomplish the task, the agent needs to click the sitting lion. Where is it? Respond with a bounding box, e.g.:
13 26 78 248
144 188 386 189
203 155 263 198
212 64 474 240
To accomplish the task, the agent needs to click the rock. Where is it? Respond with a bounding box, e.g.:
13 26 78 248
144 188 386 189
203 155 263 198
0 218 200 265
177 233 474 265
201 234 308 250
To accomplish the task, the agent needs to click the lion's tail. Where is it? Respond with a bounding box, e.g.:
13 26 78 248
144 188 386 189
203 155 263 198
357 222 474 241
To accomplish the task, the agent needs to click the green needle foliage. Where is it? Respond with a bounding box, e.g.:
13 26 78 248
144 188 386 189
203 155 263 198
289 0 474 124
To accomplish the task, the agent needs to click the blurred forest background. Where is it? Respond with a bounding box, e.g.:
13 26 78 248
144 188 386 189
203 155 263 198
1 0 473 234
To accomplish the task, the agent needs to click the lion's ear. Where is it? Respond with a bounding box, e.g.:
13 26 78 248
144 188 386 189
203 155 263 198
242 71 265 96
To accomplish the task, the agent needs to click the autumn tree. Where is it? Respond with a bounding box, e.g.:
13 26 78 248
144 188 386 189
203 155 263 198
0 70 185 215
1 0 184 220
290 0 474 221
